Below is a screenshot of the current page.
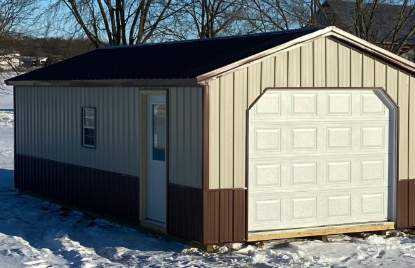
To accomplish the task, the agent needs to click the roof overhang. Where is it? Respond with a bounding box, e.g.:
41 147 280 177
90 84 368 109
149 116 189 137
6 78 199 87
196 26 415 83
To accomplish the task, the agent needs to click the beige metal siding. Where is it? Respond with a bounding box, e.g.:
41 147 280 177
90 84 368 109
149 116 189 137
208 36 413 189
168 87 203 189
16 87 141 177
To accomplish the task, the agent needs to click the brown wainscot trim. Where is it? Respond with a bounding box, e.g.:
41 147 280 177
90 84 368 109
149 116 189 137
409 180 415 227
203 188 247 244
397 179 409 227
14 154 140 224
167 183 203 242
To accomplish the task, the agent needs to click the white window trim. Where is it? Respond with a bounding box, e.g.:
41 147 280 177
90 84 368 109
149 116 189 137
82 107 96 148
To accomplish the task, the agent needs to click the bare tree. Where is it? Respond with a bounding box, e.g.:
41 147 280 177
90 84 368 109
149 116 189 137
174 0 248 39
46 0 182 47
1 0 37 92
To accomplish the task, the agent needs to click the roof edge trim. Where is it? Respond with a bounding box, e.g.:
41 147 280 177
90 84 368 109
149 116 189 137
196 26 415 83
196 27 335 82
6 78 199 87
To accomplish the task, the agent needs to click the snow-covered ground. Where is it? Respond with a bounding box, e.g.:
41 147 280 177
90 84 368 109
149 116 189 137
0 72 14 111
2 77 415 267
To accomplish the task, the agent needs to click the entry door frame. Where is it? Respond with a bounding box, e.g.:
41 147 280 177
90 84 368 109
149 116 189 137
139 89 169 231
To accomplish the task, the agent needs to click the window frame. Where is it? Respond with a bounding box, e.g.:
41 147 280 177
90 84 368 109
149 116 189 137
82 107 96 149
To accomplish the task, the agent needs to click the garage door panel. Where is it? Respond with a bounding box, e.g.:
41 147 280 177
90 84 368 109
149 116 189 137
250 123 388 157
249 155 389 193
249 89 391 232
250 90 389 122
249 188 388 231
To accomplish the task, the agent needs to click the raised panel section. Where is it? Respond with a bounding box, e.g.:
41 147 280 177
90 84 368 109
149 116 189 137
361 160 384 182
292 128 317 150
292 198 317 220
327 128 351 149
255 129 281 151
255 200 281 222
292 93 317 115
327 161 351 183
327 93 352 115
255 92 281 116
361 93 385 115
292 163 317 185
255 164 281 187
327 196 351 217
361 194 384 215
360 127 385 149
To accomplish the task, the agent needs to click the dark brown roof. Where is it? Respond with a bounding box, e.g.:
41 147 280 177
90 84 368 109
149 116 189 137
7 28 321 82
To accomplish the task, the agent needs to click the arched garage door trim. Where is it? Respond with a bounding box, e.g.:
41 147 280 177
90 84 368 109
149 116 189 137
246 87 398 235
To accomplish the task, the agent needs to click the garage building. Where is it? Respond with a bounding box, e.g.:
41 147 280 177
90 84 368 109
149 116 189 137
6 26 415 245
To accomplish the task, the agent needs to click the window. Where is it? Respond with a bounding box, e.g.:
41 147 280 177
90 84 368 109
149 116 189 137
152 104 166 161
82 107 96 148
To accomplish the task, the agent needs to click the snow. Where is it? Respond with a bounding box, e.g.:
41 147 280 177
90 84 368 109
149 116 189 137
2 83 415 267
0 72 14 111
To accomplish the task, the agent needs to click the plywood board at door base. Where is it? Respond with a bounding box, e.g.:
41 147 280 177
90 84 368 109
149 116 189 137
247 222 395 242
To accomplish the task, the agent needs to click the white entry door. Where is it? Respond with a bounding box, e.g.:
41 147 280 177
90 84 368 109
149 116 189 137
147 95 166 224
249 89 393 232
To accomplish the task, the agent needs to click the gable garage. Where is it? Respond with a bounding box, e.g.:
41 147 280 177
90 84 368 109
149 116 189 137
7 27 415 246
204 35 412 242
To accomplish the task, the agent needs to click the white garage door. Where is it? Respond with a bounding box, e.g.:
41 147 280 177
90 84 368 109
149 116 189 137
248 89 393 232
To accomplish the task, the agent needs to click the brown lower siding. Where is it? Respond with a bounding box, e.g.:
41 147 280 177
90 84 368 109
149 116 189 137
409 180 415 227
203 188 246 244
15 154 140 224
397 180 409 227
397 179 415 228
167 184 203 242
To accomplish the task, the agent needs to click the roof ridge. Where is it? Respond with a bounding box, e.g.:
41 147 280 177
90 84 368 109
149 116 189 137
98 27 323 50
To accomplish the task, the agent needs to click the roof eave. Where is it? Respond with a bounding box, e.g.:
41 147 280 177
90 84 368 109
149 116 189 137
6 78 199 87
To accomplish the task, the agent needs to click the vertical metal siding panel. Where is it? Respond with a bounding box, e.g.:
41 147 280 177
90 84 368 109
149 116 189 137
363 56 375 87
16 88 21 154
197 88 203 189
115 89 121 173
135 88 140 177
301 42 313 87
399 72 410 180
191 89 199 188
351 48 363 87
248 63 261 106
184 88 192 187
177 88 185 185
374 60 387 89
169 89 178 184
313 38 326 87
234 69 248 188
209 79 220 189
73 88 80 167
326 38 338 87
288 48 301 87
409 77 415 179
261 57 275 90
108 88 115 172
338 44 351 87
275 53 288 88
387 66 399 103
220 75 234 188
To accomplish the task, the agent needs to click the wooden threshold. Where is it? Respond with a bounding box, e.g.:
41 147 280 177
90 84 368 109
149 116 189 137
140 219 167 234
247 222 395 242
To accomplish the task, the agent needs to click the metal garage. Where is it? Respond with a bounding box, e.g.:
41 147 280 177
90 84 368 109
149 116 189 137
7 26 415 246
